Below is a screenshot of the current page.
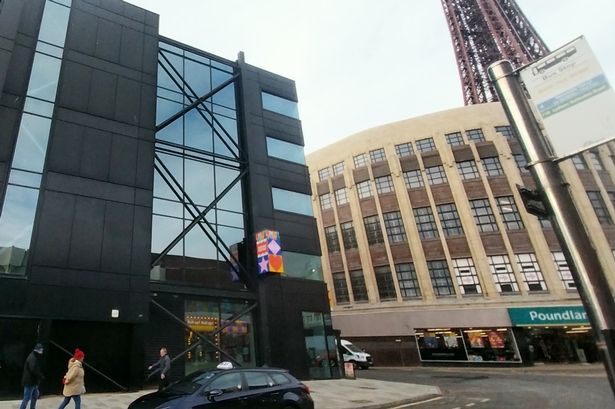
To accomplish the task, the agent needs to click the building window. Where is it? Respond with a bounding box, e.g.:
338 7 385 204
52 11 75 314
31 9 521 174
427 260 455 296
340 222 358 249
324 226 340 252
356 180 373 199
332 272 350 304
395 142 414 157
266 137 305 165
334 188 348 206
374 265 397 301
552 251 576 290
272 188 313 216
446 132 464 147
383 211 407 243
513 154 530 173
466 128 485 142
539 217 552 229
375 175 395 194
515 253 548 292
416 137 436 152
608 192 615 211
413 207 439 239
457 160 480 180
452 258 482 295
488 255 519 293
318 167 331 181
495 125 514 139
369 148 386 163
572 155 587 170
353 153 368 168
403 170 424 189
395 263 421 298
496 196 524 230
589 151 604 170
332 161 345 176
350 270 369 302
437 203 464 236
363 215 384 245
587 191 613 225
470 198 498 232
482 157 504 177
261 91 299 119
425 165 448 185
319 193 333 210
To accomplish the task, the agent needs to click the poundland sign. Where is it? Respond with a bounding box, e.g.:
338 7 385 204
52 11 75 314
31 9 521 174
508 306 589 326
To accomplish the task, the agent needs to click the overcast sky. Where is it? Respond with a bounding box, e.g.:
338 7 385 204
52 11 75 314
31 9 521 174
125 0 615 153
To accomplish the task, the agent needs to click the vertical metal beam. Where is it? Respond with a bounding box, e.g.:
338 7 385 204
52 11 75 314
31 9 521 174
489 60 615 397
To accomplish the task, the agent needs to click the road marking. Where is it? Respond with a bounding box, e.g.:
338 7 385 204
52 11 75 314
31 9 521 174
466 404 475 407
480 398 490 403
389 396 444 408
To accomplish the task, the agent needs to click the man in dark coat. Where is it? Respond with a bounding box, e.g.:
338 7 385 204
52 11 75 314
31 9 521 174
19 343 44 409
148 347 171 391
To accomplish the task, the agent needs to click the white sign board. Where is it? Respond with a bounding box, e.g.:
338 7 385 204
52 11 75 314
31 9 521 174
520 36 615 158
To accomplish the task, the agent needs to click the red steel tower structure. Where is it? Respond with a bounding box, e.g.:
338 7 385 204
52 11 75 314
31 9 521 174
442 0 549 104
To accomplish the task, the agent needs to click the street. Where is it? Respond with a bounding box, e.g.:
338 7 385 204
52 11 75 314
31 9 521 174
358 364 614 409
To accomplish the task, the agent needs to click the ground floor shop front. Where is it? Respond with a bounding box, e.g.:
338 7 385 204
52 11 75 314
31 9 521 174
334 304 598 367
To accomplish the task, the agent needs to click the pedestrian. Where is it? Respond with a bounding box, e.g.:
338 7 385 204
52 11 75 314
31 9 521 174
19 343 45 409
57 348 85 409
148 347 171 390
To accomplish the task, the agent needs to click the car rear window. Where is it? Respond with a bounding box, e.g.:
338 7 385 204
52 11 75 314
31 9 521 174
270 372 291 385
245 371 271 390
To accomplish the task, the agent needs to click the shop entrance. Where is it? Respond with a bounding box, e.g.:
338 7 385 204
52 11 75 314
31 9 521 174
525 326 598 363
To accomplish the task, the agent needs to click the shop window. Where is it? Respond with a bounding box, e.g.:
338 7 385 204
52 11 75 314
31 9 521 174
469 198 498 232
356 180 373 199
403 170 424 189
395 263 421 298
383 211 407 243
457 160 480 180
332 272 350 304
515 253 548 292
374 265 397 301
496 196 524 230
413 207 439 240
353 153 368 168
437 203 464 237
488 255 519 293
446 132 464 147
395 142 414 157
427 260 455 296
332 161 345 176
375 175 394 194
452 258 481 295
324 226 340 253
334 188 349 206
319 193 333 211
363 215 384 245
466 128 485 142
340 222 358 249
462 328 520 362
350 270 369 302
369 148 386 163
552 251 576 290
425 165 448 185
318 167 331 181
482 157 504 177
415 328 467 361
416 137 436 152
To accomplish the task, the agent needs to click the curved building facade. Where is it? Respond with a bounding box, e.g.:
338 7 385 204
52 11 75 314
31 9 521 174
307 102 615 366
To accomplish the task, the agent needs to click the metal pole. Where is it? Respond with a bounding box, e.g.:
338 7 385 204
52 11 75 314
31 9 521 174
489 60 615 395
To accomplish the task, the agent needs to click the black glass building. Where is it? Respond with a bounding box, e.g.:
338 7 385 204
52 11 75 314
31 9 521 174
0 0 337 396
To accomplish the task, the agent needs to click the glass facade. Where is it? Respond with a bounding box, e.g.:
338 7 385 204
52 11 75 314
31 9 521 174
303 312 339 379
0 0 71 275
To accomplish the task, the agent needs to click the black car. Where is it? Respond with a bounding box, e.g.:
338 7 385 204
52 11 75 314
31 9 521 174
128 367 314 409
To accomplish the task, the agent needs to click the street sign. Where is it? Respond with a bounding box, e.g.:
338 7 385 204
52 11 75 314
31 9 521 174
519 36 615 158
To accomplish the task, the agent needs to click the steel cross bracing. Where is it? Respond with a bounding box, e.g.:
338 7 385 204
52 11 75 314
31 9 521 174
152 49 255 290
441 0 548 105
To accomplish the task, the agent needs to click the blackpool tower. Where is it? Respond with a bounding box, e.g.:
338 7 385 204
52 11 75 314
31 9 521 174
441 0 549 104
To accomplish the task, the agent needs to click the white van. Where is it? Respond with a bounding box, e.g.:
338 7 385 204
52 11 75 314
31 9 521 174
338 339 373 369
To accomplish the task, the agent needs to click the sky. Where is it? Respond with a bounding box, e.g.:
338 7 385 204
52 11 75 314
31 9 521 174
125 0 615 153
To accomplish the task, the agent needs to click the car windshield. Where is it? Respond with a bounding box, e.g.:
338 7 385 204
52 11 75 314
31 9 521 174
164 370 220 395
345 343 363 353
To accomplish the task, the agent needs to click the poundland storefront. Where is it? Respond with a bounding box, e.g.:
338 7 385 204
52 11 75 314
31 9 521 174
508 306 599 363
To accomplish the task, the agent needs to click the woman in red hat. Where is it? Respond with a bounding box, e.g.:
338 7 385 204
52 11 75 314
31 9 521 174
57 348 85 409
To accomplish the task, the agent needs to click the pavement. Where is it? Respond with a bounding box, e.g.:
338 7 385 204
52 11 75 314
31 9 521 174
0 377 441 409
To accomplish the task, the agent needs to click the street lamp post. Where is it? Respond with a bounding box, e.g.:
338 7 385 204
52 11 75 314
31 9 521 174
488 60 615 396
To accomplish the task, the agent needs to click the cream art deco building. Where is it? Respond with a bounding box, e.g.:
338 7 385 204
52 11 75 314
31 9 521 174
306 102 615 366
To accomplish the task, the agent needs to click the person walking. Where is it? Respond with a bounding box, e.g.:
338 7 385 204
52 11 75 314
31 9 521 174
57 348 85 409
148 347 171 390
19 343 45 409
